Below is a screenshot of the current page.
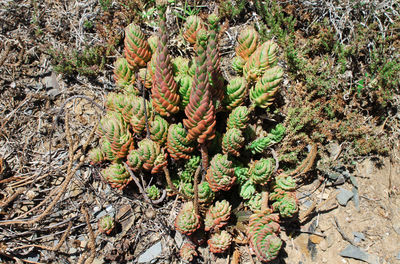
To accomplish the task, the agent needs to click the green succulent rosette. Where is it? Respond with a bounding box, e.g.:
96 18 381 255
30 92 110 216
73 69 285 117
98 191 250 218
182 15 204 45
174 201 200 235
146 185 161 200
178 75 193 109
205 154 236 192
124 23 151 69
147 34 159 54
235 26 259 61
97 111 133 159
137 138 167 174
275 175 296 191
101 163 131 190
249 158 275 185
222 128 245 157
246 193 263 212
272 194 299 218
243 40 278 82
240 180 256 200
150 115 169 146
232 56 245 74
250 65 283 108
126 149 142 171
167 123 194 160
224 77 247 110
88 147 106 164
248 209 282 262
234 166 249 185
98 215 115 235
207 231 232 253
227 106 250 130
204 200 231 231
180 155 201 182
113 57 137 94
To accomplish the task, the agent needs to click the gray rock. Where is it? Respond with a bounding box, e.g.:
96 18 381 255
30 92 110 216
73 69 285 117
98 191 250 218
137 241 162 263
336 188 354 206
397 251 400 260
353 232 365 242
352 187 360 211
27 253 40 263
339 245 369 262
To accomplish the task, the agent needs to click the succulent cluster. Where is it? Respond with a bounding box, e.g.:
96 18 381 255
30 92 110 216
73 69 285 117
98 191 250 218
89 4 298 263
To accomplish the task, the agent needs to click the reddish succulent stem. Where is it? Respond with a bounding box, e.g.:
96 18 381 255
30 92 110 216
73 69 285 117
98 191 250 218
200 144 209 171
261 191 270 212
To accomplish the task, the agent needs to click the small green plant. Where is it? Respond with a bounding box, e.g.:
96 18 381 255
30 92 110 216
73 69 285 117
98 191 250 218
50 46 106 77
99 0 112 11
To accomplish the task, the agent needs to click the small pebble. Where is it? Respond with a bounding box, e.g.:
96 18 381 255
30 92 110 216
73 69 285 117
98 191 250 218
336 188 354 206
396 251 400 260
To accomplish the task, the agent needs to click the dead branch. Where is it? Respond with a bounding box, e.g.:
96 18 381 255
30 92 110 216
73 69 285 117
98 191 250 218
11 222 72 251
81 205 96 264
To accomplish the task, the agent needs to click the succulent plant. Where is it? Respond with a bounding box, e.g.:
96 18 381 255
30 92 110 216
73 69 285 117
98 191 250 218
146 185 161 200
167 123 194 160
124 23 151 69
101 163 131 190
150 115 169 146
249 158 275 185
138 67 152 89
100 138 118 161
172 56 190 79
137 138 167 174
98 215 115 235
234 166 249 185
224 77 247 110
129 96 153 134
183 29 216 144
178 75 193 109
272 194 298 218
222 128 245 157
207 231 232 253
88 147 106 164
151 5 180 117
182 15 204 45
197 181 215 204
147 34 159 54
113 57 137 93
181 181 215 205
243 40 278 82
246 192 263 212
180 243 198 263
206 14 225 102
250 65 283 108
248 210 282 262
97 112 133 159
239 180 256 200
175 201 200 235
92 11 293 262
232 56 245 73
180 155 201 182
126 149 142 171
227 106 250 130
206 154 236 192
204 200 231 231
275 175 296 191
235 26 260 61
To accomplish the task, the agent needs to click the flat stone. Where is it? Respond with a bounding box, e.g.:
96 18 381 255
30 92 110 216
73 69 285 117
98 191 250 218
352 187 360 211
137 241 162 263
353 232 365 243
339 245 368 262
397 251 400 260
337 188 354 206
319 239 328 251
